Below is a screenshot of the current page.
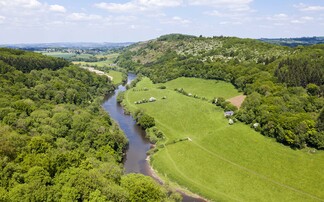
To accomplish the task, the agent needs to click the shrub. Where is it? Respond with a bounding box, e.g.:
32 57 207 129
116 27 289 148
116 92 125 103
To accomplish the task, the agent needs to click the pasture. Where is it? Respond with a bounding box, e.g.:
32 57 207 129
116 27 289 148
73 53 119 68
164 77 240 100
123 77 324 201
42 51 76 59
108 70 124 85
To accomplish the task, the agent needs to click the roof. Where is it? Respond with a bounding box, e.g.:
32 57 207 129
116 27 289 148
224 111 234 116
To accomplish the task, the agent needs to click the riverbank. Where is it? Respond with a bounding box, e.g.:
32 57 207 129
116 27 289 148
102 74 208 201
81 66 125 85
122 76 324 201
146 156 209 202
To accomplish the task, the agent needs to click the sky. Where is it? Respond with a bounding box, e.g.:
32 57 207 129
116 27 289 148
0 0 324 43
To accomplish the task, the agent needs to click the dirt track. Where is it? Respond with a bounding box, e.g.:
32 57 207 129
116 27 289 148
227 95 246 109
83 67 113 81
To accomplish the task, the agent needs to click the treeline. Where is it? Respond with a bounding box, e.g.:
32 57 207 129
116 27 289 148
0 49 181 201
0 48 70 73
117 35 324 149
275 46 324 88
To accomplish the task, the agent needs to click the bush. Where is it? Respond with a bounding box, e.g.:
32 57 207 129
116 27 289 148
137 114 155 129
134 110 155 129
116 92 125 103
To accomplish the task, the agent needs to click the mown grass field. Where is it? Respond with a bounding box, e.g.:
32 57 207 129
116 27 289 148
107 70 123 85
164 77 240 100
123 77 324 201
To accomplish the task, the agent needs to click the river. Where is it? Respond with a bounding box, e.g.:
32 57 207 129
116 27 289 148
102 73 206 202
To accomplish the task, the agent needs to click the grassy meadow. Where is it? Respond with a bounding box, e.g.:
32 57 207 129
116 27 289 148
123 77 324 201
73 53 119 67
164 77 240 100
42 51 76 59
107 70 123 85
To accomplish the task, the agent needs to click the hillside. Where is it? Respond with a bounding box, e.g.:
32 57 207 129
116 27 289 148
0 48 179 201
117 34 324 150
122 77 324 201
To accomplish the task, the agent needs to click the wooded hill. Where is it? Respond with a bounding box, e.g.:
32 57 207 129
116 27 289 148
117 34 324 150
0 48 181 201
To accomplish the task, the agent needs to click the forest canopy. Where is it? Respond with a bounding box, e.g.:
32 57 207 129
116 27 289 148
0 48 179 201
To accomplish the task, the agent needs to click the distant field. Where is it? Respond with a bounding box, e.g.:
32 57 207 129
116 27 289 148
74 60 113 67
42 52 76 59
123 77 324 201
163 77 240 100
73 53 119 67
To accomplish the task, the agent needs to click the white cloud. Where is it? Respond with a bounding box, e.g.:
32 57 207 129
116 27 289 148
188 0 252 6
49 5 66 13
202 0 254 25
67 13 102 21
188 0 253 11
95 2 139 13
267 13 316 26
301 16 314 21
290 16 314 24
137 0 183 7
0 0 41 9
274 13 288 18
205 10 223 17
267 13 289 21
294 3 324 12
291 20 303 24
0 15 5 23
94 0 183 13
172 16 191 24
161 16 191 25
0 0 66 13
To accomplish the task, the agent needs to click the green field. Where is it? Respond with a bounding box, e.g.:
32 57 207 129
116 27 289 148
42 52 76 59
73 53 119 68
73 60 113 67
123 77 324 201
163 77 241 100
108 70 123 85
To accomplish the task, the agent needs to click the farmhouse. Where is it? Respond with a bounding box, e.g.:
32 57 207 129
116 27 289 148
224 111 234 117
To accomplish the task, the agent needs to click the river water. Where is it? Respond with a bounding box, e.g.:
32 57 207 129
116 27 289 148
102 74 206 202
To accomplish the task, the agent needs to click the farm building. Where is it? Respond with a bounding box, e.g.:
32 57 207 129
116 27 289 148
224 111 234 117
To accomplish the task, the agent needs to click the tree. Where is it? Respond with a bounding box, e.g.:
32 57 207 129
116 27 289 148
137 114 155 129
306 83 320 96
121 173 167 202
317 108 324 132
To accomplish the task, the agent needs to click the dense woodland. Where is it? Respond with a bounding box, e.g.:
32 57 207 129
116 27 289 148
0 48 180 201
117 34 324 149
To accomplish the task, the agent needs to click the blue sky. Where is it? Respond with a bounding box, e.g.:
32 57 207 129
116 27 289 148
0 0 323 43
